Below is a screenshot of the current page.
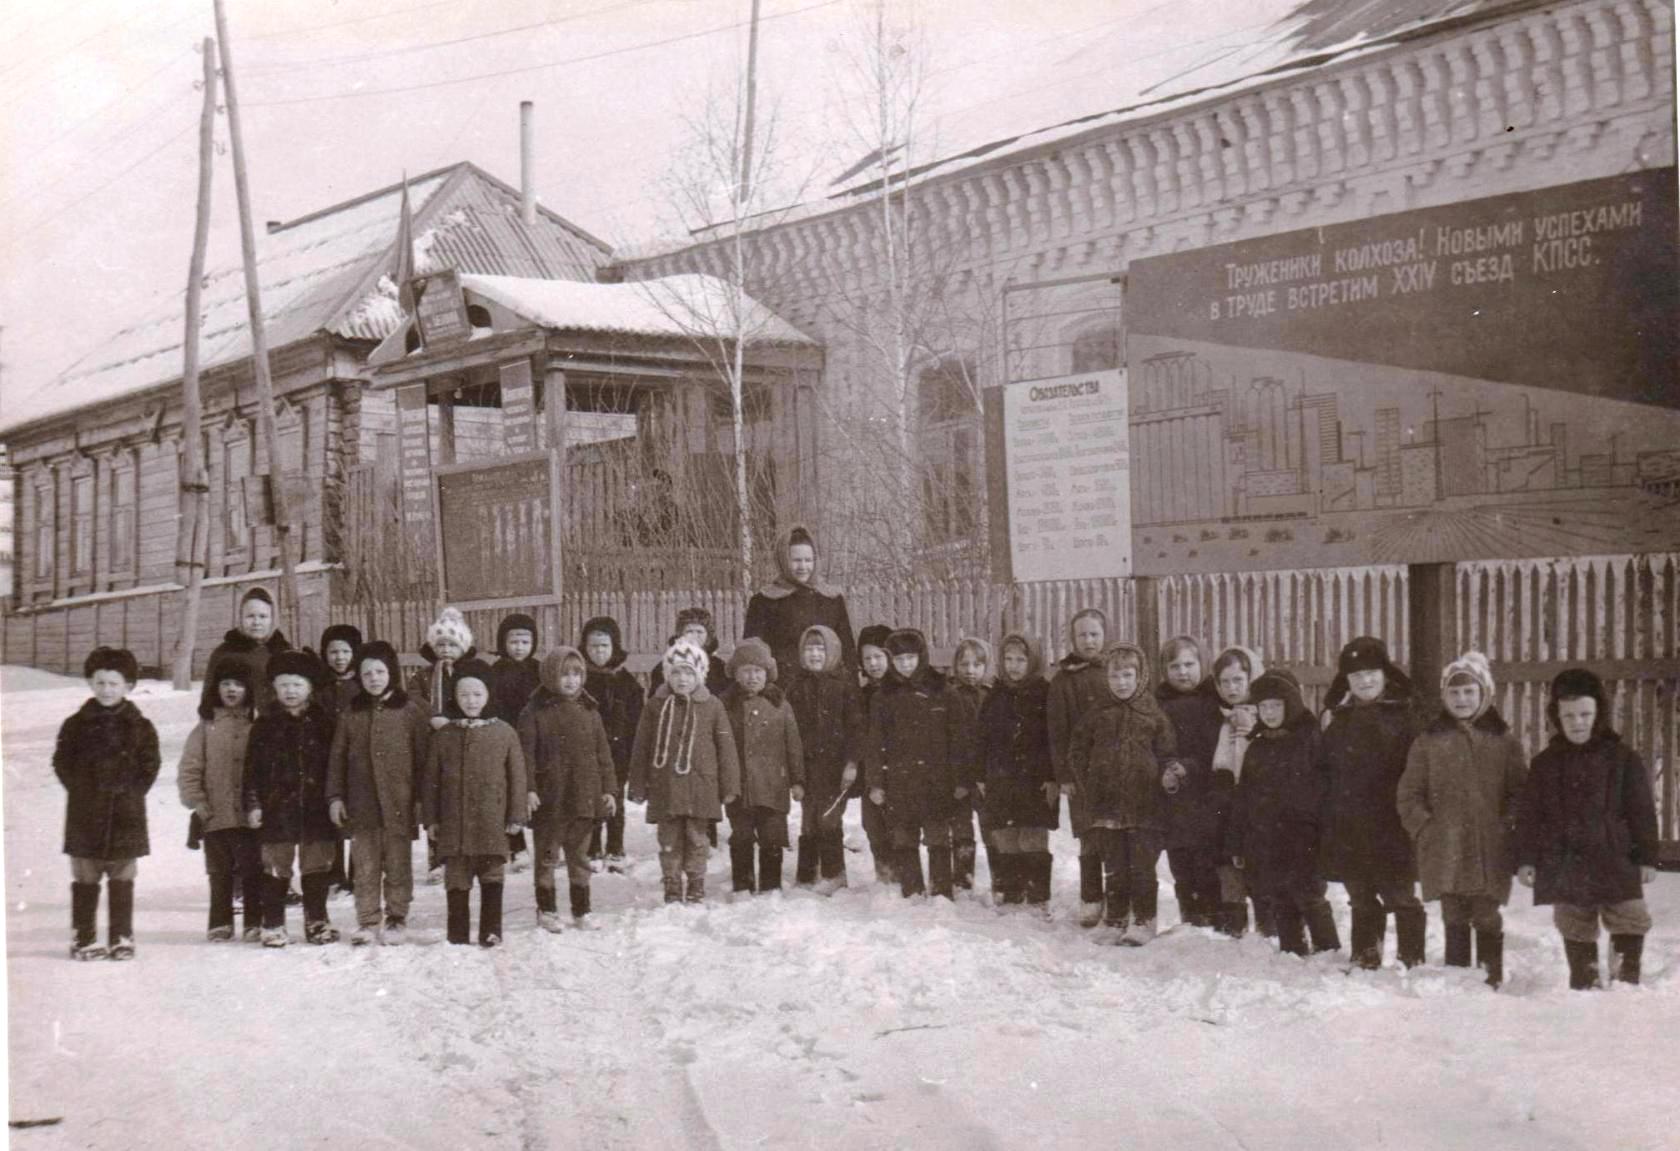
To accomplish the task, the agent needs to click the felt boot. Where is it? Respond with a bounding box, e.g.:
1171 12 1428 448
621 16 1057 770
570 884 590 922
1395 907 1427 968
70 882 104 960
730 843 756 894
1078 853 1104 927
1476 929 1504 989
106 879 136 959
535 883 563 933
1564 939 1600 990
928 845 955 900
1103 886 1130 931
446 889 471 944
262 874 290 930
208 871 235 935
1610 933 1644 985
662 876 683 905
1444 922 1473 968
899 848 926 898
816 833 848 893
1253 896 1277 939
1274 902 1308 957
1219 901 1249 939
1024 853 1053 907
683 874 705 904
479 882 505 946
795 835 818 886
302 873 339 943
952 843 977 891
758 846 784 893
1305 901 1342 954
1350 908 1385 970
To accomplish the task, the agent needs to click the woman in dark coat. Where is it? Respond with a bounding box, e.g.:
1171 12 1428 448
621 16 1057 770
1317 636 1425 969
1155 635 1224 928
200 586 292 717
976 633 1057 907
744 525 856 676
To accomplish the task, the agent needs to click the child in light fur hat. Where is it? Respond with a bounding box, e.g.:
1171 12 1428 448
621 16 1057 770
1395 650 1527 988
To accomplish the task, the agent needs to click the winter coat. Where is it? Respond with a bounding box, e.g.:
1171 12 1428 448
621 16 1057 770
785 627 865 813
244 701 337 846
422 719 528 859
1397 710 1527 902
177 708 254 834
517 674 616 826
54 698 161 859
1157 680 1225 849
1047 654 1111 836
863 633 970 825
950 681 988 782
490 656 542 725
1225 715 1324 894
976 638 1057 832
721 684 805 814
628 685 741 823
326 689 430 837
581 614 646 786
199 628 292 716
1317 689 1420 886
321 673 362 721
1065 671 1178 835
744 587 856 679
1517 732 1658 907
406 644 481 721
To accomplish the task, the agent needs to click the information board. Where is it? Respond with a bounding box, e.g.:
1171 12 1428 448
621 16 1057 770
396 384 432 529
432 452 560 607
992 369 1131 582
412 269 471 350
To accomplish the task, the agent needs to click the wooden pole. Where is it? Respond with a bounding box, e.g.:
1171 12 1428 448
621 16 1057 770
171 37 219 691
212 0 301 643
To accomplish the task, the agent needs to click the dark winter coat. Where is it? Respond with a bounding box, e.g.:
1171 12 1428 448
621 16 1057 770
628 685 741 823
721 683 805 814
1517 732 1658 907
406 644 481 721
976 636 1057 832
326 689 430 838
1397 710 1527 903
54 698 161 859
422 719 528 859
321 673 362 720
1065 649 1177 834
199 628 292 716
1157 679 1225 849
1317 688 1420 886
178 708 254 834
1047 652 1111 837
1225 712 1324 895
491 657 542 725
580 616 646 786
744 576 856 678
785 626 866 815
517 654 616 826
244 701 338 846
863 633 970 826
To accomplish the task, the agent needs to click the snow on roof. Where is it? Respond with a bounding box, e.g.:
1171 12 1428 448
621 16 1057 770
460 273 816 346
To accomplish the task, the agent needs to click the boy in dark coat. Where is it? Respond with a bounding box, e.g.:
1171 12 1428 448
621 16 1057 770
1397 651 1527 987
178 657 260 942
56 647 160 960
646 606 732 698
518 647 617 931
975 634 1057 908
864 629 970 900
628 640 741 904
721 639 805 894
200 585 292 717
1517 667 1659 989
856 623 896 884
1046 607 1113 926
948 637 992 892
786 624 864 893
244 650 340 948
1226 670 1339 957
582 615 645 866
1318 636 1426 970
1156 635 1224 928
423 658 528 946
490 612 541 870
1065 643 1179 944
326 641 429 946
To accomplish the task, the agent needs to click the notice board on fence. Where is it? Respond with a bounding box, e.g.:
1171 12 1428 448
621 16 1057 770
985 369 1132 583
432 452 561 608
1123 168 1680 575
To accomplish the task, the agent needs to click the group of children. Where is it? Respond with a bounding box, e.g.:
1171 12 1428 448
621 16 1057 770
53 586 1659 991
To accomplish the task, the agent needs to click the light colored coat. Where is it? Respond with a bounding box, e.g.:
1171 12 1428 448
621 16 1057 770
628 685 740 823
1397 710 1527 902
178 709 254 833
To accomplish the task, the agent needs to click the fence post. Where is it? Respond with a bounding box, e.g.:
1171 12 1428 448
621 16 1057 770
1408 562 1458 691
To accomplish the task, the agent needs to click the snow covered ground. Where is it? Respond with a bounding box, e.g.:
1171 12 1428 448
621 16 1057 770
4 667 1676 1150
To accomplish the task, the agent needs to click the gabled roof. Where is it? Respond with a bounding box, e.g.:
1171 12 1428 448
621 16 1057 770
1 162 611 437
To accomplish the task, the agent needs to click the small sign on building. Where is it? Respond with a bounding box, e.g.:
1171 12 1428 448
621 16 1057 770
411 269 472 350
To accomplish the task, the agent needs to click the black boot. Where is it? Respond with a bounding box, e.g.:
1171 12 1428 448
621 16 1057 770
1103 886 1130 930
1444 923 1472 967
1305 901 1342 953
1078 853 1104 926
106 879 135 959
795 835 818 885
263 874 290 930
1564 939 1600 990
1274 902 1307 956
1395 907 1427 968
1610 934 1644 985
70 882 102 959
759 846 784 892
1477 929 1505 989
447 889 471 944
996 855 1026 905
302 874 339 943
535 884 558 914
928 844 955 900
1350 908 1385 970
952 843 977 891
479 882 505 946
1219 901 1249 939
1025 853 1053 906
208 871 235 935
1253 896 1277 939
570 884 590 921
730 843 756 894
899 848 926 898
817 832 848 888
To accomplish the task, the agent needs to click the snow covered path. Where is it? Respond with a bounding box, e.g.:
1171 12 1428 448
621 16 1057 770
5 670 1677 1149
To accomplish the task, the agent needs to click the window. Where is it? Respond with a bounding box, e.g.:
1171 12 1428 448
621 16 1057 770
109 460 137 574
1071 325 1121 374
226 437 251 552
917 361 981 547
33 482 53 580
71 473 94 577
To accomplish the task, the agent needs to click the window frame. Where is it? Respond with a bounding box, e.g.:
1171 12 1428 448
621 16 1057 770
69 470 95 579
107 451 139 579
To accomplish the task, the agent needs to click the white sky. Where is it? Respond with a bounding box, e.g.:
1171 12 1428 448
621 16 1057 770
0 0 1277 410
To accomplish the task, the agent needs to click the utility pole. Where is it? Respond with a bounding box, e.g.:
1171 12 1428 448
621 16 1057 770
737 0 762 203
213 0 301 642
171 37 219 690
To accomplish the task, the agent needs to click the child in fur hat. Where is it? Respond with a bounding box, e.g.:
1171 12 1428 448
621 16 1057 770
1047 607 1112 925
326 641 430 946
581 615 644 866
1318 636 1426 969
628 639 741 904
855 623 896 883
1065 643 1180 944
786 624 864 892
975 634 1057 908
1517 667 1658 989
490 612 541 871
422 658 527 946
179 656 261 943
1396 651 1527 986
518 647 617 930
57 647 159 960
720 638 805 895
948 637 993 892
1227 669 1340 957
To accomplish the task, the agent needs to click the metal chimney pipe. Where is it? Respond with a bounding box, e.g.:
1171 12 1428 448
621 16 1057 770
520 101 536 226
